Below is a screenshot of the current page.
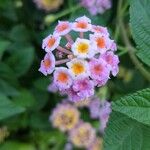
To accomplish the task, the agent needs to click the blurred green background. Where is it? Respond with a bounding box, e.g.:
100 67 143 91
0 0 149 150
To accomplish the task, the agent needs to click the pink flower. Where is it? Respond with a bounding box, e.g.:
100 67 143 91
72 16 92 32
42 34 61 52
90 33 112 54
39 16 119 101
47 81 58 93
110 41 117 51
98 0 111 10
88 97 101 119
54 67 73 90
66 88 83 102
94 77 109 87
101 51 119 76
69 122 96 148
50 103 80 131
99 101 111 133
72 38 97 59
73 78 95 99
39 52 55 76
54 21 72 36
89 58 110 83
67 58 90 79
81 0 112 15
91 25 109 37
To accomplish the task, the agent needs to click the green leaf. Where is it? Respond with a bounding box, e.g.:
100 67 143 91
33 77 50 91
6 46 35 77
31 77 50 110
0 62 19 86
31 88 49 110
29 112 50 129
0 141 36 150
13 89 36 109
0 0 17 22
0 94 25 120
0 79 19 96
9 25 31 42
112 88 150 126
32 131 66 150
103 111 150 150
130 0 150 66
0 39 11 58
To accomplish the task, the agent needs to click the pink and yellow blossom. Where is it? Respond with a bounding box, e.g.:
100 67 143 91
39 15 119 101
81 0 111 15
72 38 97 58
54 21 72 36
39 52 55 76
101 51 119 76
72 78 95 99
50 103 80 132
42 34 61 52
54 67 73 90
67 58 90 79
69 122 96 148
72 16 92 32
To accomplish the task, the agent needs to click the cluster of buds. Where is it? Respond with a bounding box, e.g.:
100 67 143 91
39 16 119 101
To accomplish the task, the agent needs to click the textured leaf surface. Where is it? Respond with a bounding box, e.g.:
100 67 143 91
103 111 150 150
130 0 150 66
112 88 150 125
0 94 25 120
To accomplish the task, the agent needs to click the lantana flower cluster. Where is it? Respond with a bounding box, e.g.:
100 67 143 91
50 96 111 149
39 16 119 101
81 0 112 15
50 103 80 132
33 0 63 11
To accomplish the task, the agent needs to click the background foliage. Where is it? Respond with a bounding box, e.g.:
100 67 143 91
0 0 149 149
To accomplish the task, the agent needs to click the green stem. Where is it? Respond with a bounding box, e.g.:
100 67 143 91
45 5 81 25
118 45 128 51
55 4 81 19
117 50 128 56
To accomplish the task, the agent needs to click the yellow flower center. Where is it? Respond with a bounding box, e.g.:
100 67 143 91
41 0 63 11
71 63 85 75
77 42 89 54
54 109 79 130
72 127 91 147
